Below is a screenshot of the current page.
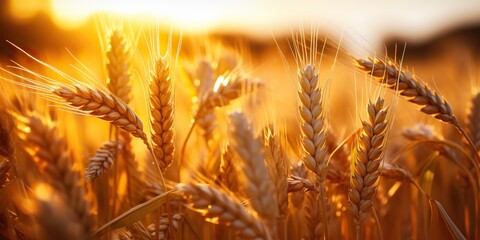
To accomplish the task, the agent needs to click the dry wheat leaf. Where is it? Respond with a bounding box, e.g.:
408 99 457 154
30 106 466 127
93 190 177 237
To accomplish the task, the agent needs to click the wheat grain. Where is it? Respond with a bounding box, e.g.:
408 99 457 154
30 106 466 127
150 56 175 173
85 141 122 182
176 183 271 240
287 175 318 193
348 97 389 227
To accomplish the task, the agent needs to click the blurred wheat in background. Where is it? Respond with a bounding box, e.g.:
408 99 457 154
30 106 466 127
1 0 480 239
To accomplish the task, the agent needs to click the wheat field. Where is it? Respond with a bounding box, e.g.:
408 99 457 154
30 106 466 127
0 18 478 240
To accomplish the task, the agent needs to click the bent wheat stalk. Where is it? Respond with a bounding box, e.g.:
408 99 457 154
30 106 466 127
356 58 479 165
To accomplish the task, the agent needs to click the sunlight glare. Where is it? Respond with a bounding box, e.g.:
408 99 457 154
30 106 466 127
49 0 224 30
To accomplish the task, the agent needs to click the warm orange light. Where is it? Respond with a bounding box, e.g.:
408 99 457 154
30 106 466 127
9 0 44 20
34 183 53 201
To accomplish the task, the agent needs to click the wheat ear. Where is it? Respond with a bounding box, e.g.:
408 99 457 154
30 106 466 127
53 84 148 145
468 92 480 149
124 222 151 240
180 74 261 167
105 27 146 205
106 28 132 104
348 97 389 235
298 64 328 179
298 64 329 238
217 146 239 192
147 214 182 239
229 112 278 225
356 58 479 163
85 141 122 182
290 162 308 208
287 175 318 193
264 128 288 218
150 56 175 173
177 183 271 240
15 112 93 237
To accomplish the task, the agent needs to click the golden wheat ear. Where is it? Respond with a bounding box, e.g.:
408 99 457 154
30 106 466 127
150 56 175 173
106 28 133 104
298 64 328 179
348 97 389 237
85 141 122 182
263 128 288 218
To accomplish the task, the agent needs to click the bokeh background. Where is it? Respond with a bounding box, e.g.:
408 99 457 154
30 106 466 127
2 1 480 239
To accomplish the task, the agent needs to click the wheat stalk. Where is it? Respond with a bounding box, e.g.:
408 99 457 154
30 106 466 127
85 141 122 182
229 112 278 226
305 190 323 240
348 97 389 234
380 163 413 182
176 183 271 240
150 56 175 173
15 112 93 237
